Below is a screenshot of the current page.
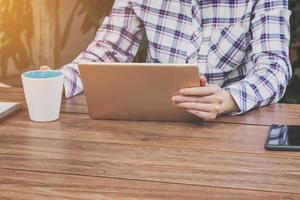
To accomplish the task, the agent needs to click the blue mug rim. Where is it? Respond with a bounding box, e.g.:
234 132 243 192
22 70 63 80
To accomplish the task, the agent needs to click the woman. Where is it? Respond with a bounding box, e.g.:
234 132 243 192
42 0 292 121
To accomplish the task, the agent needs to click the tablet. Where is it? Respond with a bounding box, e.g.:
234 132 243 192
79 63 200 122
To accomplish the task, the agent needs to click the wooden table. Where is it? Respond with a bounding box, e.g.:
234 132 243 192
1 87 300 200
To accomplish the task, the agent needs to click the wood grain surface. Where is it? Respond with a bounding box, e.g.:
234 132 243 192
216 103 300 126
1 111 300 157
1 87 300 125
1 168 299 200
1 138 300 195
0 124 300 194
1 87 300 199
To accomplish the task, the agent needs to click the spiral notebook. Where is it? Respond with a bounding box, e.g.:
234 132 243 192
0 102 22 123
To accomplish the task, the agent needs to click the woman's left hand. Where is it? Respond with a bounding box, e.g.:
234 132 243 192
172 77 239 121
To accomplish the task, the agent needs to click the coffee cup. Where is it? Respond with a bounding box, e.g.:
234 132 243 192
21 70 64 122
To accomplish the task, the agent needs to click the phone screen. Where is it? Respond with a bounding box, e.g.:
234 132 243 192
267 125 300 147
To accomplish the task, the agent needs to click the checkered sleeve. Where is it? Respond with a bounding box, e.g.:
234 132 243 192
224 0 292 114
60 0 144 98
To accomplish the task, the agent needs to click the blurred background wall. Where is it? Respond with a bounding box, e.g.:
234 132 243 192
0 0 113 78
0 0 299 103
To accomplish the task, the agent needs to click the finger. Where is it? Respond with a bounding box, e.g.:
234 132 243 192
187 109 217 121
172 95 223 104
40 66 51 70
179 86 218 96
175 102 221 113
172 95 199 104
199 76 207 87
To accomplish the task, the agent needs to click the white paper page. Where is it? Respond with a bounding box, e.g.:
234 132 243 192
0 102 18 114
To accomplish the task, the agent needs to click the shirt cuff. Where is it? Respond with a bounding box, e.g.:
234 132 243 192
223 82 257 115
58 63 83 98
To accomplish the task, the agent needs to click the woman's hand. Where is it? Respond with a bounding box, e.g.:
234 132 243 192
172 76 239 121
40 66 51 70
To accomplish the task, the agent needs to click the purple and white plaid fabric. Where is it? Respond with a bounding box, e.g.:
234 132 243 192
60 0 292 114
268 125 289 146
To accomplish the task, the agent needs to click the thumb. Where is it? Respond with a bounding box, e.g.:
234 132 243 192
199 75 207 87
40 66 51 70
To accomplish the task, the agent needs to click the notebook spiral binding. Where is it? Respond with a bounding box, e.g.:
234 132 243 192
0 104 22 123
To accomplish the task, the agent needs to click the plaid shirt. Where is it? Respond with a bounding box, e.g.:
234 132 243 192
268 125 289 146
60 0 292 114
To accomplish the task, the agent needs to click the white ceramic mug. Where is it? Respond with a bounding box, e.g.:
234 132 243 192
21 70 64 122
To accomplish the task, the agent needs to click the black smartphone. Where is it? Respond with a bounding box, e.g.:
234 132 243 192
265 124 300 151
